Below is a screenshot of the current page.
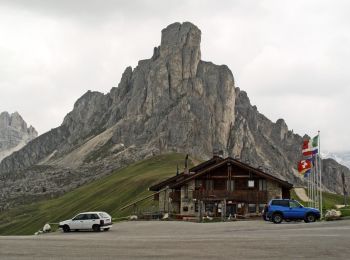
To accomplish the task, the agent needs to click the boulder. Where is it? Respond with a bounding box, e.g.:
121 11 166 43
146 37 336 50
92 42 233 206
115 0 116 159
325 209 342 221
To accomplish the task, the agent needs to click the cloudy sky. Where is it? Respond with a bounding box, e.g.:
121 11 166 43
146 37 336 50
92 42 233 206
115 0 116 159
0 0 349 152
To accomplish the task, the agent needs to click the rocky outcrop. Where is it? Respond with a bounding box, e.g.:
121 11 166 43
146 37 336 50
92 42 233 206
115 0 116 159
0 22 348 210
0 112 37 163
227 88 350 193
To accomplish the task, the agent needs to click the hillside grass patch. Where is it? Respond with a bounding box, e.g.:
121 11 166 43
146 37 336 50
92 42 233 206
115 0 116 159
0 153 190 235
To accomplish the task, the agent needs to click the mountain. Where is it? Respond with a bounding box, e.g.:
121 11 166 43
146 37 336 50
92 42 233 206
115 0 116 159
322 151 350 169
0 22 349 211
0 112 37 163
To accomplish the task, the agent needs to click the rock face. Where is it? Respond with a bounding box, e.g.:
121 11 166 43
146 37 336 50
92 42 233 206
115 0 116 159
0 22 348 210
0 112 37 163
227 89 350 192
322 151 350 169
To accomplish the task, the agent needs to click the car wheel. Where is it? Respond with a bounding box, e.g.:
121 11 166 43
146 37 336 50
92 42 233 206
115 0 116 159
272 213 283 224
103 228 110 231
92 224 101 232
305 213 316 223
63 225 70 233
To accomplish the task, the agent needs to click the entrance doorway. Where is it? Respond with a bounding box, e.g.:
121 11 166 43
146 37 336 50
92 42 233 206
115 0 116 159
226 203 236 217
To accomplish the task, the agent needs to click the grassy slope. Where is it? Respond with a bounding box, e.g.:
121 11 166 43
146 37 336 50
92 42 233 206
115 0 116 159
0 153 189 235
291 188 346 210
340 206 350 217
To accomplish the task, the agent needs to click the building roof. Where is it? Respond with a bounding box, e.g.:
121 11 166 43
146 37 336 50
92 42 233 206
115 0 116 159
149 156 293 191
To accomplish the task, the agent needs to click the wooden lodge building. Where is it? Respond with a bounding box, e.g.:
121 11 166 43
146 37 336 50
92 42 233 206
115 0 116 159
149 156 293 219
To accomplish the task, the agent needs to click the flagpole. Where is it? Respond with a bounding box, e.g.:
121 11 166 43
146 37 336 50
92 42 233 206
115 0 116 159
313 161 317 208
315 137 318 209
319 130 323 218
308 173 310 207
311 162 314 207
314 156 317 208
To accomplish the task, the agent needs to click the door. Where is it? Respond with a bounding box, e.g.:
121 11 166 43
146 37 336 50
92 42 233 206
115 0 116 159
81 214 100 229
287 200 305 219
226 204 236 217
237 203 245 215
70 214 85 229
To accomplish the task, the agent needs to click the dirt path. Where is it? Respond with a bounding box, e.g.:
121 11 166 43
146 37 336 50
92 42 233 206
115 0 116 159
294 187 311 202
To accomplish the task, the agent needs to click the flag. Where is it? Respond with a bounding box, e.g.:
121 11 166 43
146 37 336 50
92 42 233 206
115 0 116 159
312 135 319 148
302 138 318 156
298 159 312 175
304 169 311 178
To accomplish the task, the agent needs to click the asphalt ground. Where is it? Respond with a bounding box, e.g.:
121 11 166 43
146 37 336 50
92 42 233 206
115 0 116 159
1 219 350 259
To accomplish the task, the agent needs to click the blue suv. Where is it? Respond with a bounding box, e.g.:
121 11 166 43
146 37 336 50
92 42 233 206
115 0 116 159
263 199 321 224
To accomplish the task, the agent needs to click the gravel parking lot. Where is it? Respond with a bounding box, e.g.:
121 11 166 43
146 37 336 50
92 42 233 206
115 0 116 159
1 219 350 259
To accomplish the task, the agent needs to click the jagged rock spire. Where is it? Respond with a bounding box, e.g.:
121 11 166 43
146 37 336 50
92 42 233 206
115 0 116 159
0 111 38 162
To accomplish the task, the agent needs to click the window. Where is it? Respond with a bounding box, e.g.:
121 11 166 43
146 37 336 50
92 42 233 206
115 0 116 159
248 180 255 188
195 202 199 212
184 185 189 198
248 204 256 213
259 204 265 213
91 214 100 219
226 180 235 191
214 179 226 190
182 206 188 212
195 179 202 189
73 214 85 220
289 200 302 208
99 212 109 218
205 179 213 190
259 179 267 191
271 200 289 207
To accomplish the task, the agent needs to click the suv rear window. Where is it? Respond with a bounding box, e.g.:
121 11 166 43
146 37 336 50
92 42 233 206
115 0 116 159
271 200 289 207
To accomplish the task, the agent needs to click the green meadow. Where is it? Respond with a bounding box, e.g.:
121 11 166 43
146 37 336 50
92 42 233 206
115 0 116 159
0 153 188 235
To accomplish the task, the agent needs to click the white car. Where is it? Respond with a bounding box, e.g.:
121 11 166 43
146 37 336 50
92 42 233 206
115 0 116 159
59 212 112 232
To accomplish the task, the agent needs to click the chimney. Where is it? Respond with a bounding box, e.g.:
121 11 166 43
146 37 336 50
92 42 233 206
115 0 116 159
213 149 224 158
184 154 189 174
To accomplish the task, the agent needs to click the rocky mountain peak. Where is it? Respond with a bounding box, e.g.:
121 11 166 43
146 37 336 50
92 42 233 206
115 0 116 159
154 22 202 80
0 111 36 134
0 22 349 210
160 22 201 51
0 111 38 162
0 111 10 128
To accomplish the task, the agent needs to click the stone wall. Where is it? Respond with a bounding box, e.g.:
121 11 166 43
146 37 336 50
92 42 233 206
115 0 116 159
158 188 171 213
158 188 181 214
180 180 196 215
267 180 282 201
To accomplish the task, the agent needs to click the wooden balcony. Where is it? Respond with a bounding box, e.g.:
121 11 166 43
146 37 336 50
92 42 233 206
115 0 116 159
192 190 267 203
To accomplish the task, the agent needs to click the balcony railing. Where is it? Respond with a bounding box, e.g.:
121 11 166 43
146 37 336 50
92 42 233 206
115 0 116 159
192 190 267 203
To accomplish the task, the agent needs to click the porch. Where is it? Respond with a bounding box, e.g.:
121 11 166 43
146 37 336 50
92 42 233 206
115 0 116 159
192 190 268 203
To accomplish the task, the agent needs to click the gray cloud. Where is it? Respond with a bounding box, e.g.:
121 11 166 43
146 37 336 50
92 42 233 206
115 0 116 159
0 0 349 152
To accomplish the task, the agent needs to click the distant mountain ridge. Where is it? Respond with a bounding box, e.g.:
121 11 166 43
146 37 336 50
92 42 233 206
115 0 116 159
0 22 348 211
0 111 37 162
322 151 350 168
